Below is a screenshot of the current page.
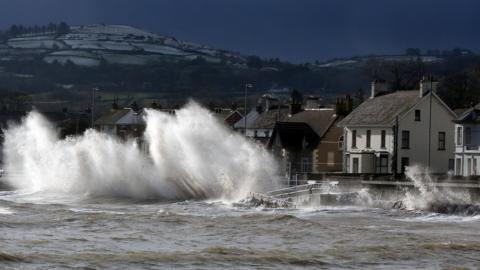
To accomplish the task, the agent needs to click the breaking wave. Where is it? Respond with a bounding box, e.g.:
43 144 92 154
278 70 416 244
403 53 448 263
2 102 279 201
393 165 480 215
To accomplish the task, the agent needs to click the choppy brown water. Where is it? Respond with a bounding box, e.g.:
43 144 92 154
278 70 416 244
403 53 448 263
1 191 480 269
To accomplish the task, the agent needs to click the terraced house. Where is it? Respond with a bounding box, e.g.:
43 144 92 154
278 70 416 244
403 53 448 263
453 104 480 176
338 78 456 175
268 96 352 178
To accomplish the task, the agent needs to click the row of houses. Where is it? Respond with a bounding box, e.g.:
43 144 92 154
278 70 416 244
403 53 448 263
338 78 456 175
265 77 478 179
92 77 478 180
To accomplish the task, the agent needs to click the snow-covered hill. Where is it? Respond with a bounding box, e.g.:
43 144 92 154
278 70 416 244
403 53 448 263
3 24 246 67
315 55 444 69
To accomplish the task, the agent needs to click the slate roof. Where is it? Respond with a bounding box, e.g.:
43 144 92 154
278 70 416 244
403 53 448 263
250 108 290 129
454 103 480 124
267 109 342 150
234 110 259 129
269 122 320 151
224 111 243 126
94 108 131 125
337 91 420 127
287 109 338 138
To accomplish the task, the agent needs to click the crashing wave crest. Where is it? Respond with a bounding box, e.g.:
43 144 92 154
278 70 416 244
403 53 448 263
2 102 279 201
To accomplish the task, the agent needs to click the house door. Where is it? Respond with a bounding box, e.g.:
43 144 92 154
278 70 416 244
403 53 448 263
455 158 462 176
467 159 472 176
473 158 477 176
376 154 389 174
448 159 455 172
352 158 359 174
401 157 409 174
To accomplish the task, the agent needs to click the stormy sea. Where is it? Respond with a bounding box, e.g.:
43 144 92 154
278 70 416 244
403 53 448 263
1 103 479 269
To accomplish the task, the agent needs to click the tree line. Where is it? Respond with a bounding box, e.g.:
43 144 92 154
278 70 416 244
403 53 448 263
0 22 70 41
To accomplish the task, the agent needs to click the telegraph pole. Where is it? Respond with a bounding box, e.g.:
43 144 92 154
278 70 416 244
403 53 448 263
91 87 99 128
244 83 252 137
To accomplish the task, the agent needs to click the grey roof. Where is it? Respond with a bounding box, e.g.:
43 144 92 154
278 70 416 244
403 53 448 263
224 110 243 126
250 108 290 129
94 108 130 125
455 103 480 123
234 110 260 129
338 91 420 127
287 109 339 138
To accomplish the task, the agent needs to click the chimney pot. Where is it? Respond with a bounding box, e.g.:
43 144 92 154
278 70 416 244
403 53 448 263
419 76 439 97
371 79 388 98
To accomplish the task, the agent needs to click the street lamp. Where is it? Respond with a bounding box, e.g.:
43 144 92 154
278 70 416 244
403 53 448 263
91 87 99 128
244 83 253 137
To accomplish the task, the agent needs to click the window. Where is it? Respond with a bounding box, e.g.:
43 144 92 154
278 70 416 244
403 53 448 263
466 127 472 145
468 159 472 176
366 130 371 148
457 127 463 146
401 130 410 149
352 130 357 148
415 110 421 121
401 157 409 173
338 136 344 150
438 132 446 150
381 130 386 148
375 154 389 174
352 158 359 173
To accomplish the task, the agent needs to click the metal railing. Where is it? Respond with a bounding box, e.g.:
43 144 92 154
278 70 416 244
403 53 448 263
266 182 340 200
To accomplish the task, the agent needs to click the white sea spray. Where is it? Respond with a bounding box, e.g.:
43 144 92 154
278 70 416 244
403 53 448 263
2 102 279 201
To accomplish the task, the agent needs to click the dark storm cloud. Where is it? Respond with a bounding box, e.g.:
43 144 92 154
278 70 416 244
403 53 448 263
0 0 479 62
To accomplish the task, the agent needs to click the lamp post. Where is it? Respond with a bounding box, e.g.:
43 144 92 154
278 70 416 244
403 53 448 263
91 87 99 128
427 77 433 174
244 83 253 137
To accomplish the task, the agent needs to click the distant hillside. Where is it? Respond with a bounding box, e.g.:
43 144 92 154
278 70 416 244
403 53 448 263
2 24 246 67
0 23 479 111
315 55 445 69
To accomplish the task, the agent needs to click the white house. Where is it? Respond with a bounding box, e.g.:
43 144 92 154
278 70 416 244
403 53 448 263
453 104 480 176
94 107 145 138
234 108 290 143
233 109 260 136
338 78 456 174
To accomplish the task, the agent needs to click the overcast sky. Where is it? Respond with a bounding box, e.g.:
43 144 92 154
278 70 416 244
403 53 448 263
0 0 478 63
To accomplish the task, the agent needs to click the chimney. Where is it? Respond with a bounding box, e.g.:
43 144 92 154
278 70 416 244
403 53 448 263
261 94 278 112
289 89 303 115
305 96 322 110
370 79 389 98
419 75 439 97
290 103 302 115
111 96 119 111
336 95 353 115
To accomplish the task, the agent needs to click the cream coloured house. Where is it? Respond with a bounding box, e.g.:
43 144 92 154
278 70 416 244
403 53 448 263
338 78 456 174
453 104 480 176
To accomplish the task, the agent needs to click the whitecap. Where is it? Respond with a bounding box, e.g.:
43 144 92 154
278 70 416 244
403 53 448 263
0 207 14 215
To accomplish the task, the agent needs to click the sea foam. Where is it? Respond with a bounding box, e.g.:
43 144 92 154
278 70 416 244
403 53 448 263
2 102 279 201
